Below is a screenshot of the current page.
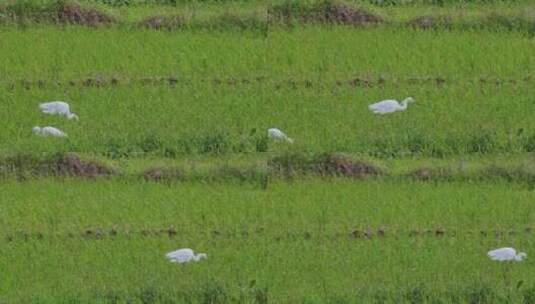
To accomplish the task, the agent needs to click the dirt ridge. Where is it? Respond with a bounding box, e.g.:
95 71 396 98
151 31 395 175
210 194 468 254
3 75 531 90
0 153 114 179
3 226 532 242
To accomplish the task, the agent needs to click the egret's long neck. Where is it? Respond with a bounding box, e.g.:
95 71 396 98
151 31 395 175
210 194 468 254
400 100 410 110
193 254 202 261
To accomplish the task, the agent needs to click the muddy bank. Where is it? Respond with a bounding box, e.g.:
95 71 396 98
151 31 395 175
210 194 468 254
0 1 115 27
4 225 532 242
269 2 381 27
0 153 114 179
268 153 384 178
1 153 534 187
56 3 114 27
4 75 531 91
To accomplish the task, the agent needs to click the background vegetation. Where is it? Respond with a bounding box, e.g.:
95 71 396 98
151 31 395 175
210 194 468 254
1 0 534 303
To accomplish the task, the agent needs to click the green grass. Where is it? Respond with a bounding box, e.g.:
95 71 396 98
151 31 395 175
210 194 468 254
0 27 534 157
1 1 535 302
2 0 535 37
1 179 535 302
2 178 534 230
1 82 534 157
1 27 534 81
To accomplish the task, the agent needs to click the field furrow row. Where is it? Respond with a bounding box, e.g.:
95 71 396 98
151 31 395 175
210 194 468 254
2 74 534 90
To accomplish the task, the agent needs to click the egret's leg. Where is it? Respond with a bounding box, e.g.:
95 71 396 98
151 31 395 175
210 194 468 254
502 263 512 289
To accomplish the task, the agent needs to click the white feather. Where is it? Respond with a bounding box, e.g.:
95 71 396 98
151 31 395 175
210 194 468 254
268 128 293 143
166 248 207 264
487 247 527 262
39 101 79 120
33 126 67 138
369 97 415 115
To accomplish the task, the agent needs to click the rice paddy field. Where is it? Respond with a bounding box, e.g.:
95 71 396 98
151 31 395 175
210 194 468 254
1 0 535 303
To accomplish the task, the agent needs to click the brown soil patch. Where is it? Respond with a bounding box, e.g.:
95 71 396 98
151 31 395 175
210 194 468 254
0 153 114 179
57 3 114 27
268 153 383 179
270 2 381 27
409 168 434 181
319 154 382 178
482 165 535 184
408 167 452 181
5 226 532 242
407 15 451 30
82 77 107 87
167 77 178 85
317 4 382 26
142 167 183 182
6 75 532 91
54 154 113 178
140 15 183 30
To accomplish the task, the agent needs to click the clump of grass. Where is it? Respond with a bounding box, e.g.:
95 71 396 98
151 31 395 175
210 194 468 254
0 153 114 179
268 152 312 177
208 164 268 187
407 166 453 182
269 0 382 27
139 14 183 30
252 286 268 304
142 167 183 182
0 0 56 24
95 0 132 6
481 165 535 185
54 153 115 178
138 133 163 153
56 2 115 27
467 132 495 154
0 0 115 27
0 153 43 180
268 152 383 178
267 0 309 23
481 12 535 34
406 132 432 154
137 287 159 304
368 138 403 158
407 15 452 30
523 286 535 304
196 282 229 304
237 280 268 304
196 133 231 155
522 133 535 152
403 285 430 304
463 284 498 304
86 286 182 304
94 0 178 5
100 131 268 158
207 12 268 32
255 135 269 153
104 139 135 159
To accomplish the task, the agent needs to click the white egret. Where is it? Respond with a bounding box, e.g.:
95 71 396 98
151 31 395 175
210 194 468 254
166 248 207 264
33 126 67 138
268 128 294 143
39 101 79 120
369 97 415 115
488 247 527 262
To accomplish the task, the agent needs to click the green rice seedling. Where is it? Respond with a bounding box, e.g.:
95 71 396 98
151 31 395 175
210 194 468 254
1 2 535 302
2 81 534 157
